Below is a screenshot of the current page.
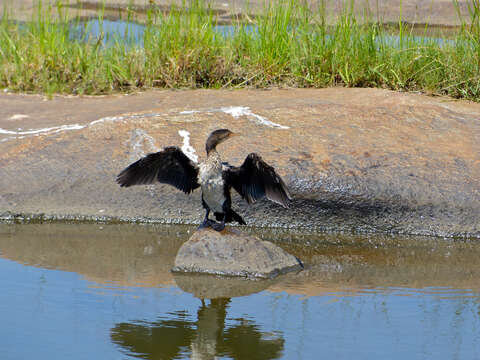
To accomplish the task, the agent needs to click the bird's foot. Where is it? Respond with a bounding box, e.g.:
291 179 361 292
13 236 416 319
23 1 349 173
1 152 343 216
295 256 305 269
211 221 226 232
198 219 215 229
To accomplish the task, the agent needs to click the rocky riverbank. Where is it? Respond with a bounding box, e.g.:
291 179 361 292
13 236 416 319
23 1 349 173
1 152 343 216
0 88 479 237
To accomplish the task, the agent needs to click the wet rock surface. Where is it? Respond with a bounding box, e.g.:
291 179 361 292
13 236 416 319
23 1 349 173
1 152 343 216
172 228 303 278
0 88 479 238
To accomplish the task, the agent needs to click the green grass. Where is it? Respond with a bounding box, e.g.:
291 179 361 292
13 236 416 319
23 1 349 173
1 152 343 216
1 0 480 100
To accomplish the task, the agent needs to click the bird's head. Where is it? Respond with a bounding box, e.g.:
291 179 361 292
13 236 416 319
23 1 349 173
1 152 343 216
206 129 237 154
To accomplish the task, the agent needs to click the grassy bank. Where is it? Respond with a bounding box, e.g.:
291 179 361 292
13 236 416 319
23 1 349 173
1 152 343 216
1 0 480 100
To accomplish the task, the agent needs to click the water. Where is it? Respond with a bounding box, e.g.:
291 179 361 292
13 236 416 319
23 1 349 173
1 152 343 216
71 18 146 46
69 19 257 46
69 19 454 47
1 223 480 359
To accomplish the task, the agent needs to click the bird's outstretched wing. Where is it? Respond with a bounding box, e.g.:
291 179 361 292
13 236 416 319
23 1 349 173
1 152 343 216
223 153 292 207
116 146 200 194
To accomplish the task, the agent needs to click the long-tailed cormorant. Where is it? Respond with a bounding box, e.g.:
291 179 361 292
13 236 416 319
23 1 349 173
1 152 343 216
116 129 291 231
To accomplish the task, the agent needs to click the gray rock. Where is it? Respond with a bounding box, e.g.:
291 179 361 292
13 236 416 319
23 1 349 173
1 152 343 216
172 228 303 279
1 88 479 237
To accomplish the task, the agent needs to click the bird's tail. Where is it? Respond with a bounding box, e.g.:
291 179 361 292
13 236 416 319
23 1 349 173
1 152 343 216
215 209 246 225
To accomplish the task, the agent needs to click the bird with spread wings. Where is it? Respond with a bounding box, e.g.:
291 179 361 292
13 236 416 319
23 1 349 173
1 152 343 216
116 129 291 231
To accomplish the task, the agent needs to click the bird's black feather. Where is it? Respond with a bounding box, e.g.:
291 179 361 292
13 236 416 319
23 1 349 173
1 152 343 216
223 153 292 208
214 209 246 225
116 146 200 194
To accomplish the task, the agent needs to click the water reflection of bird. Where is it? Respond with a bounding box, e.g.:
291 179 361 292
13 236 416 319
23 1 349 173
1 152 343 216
110 297 284 360
117 129 291 231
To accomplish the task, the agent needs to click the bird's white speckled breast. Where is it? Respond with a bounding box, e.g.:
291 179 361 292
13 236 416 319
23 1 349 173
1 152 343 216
198 153 226 213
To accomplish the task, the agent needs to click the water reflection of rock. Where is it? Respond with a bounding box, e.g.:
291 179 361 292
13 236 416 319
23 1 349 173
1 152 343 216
3 223 480 297
0 223 190 286
111 298 284 360
173 273 275 299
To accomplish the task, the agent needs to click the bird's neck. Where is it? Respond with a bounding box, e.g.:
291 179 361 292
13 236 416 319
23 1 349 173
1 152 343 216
206 148 221 163
205 139 218 155
199 149 222 179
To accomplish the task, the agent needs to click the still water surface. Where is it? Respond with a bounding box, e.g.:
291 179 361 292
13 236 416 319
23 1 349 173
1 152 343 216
69 19 454 47
1 224 479 359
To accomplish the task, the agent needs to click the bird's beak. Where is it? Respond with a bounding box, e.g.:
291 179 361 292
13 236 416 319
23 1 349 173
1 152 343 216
230 132 239 138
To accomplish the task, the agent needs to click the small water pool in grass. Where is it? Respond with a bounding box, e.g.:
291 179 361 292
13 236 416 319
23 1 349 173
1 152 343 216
68 18 455 47
69 19 258 46
71 18 146 46
1 223 479 360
